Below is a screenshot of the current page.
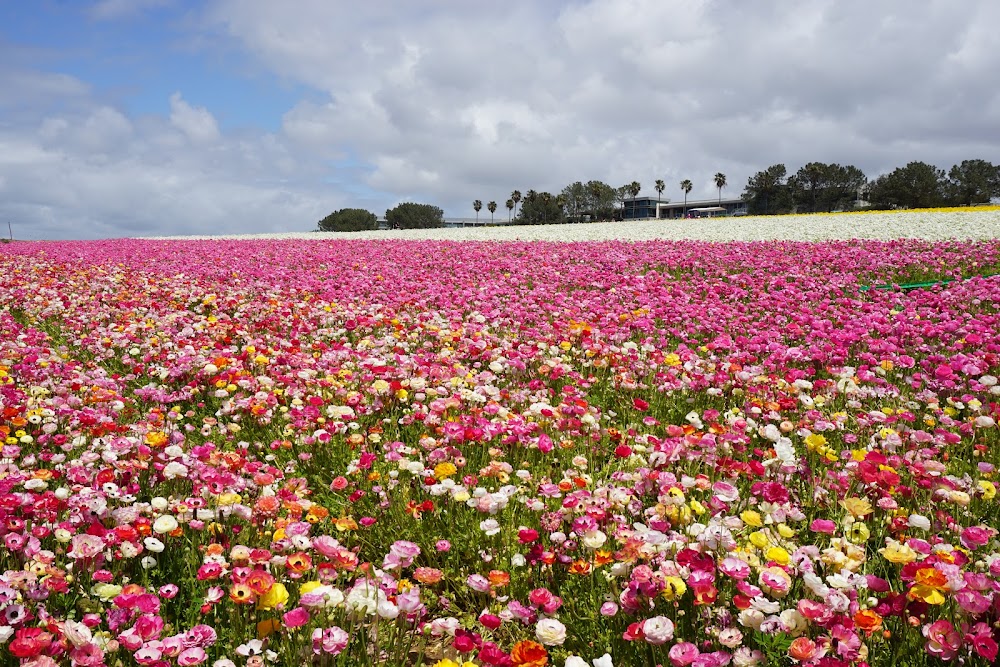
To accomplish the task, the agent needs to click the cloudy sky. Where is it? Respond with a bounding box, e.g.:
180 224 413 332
1 0 998 239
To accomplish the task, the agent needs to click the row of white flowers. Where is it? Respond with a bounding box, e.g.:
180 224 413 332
148 208 1000 242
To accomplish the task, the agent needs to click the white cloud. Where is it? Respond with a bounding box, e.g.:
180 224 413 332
3 0 1000 238
168 92 220 144
205 0 1000 210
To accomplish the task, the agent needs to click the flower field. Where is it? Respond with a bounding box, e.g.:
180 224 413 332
2 235 1000 667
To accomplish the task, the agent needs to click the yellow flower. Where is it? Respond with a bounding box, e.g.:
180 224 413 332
257 582 289 610
978 480 997 500
749 531 770 549
299 581 323 595
434 462 458 480
879 539 917 564
741 510 763 527
217 492 241 505
805 433 827 451
765 546 790 566
776 523 795 539
909 585 946 605
662 576 687 600
840 497 874 518
846 522 870 543
689 500 706 516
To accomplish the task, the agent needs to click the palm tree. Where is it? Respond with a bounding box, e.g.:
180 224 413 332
654 179 665 218
505 199 514 223
511 190 522 219
487 200 497 224
714 173 727 205
473 199 482 223
627 181 641 219
680 179 693 217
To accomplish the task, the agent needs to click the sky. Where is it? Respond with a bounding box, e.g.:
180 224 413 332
1 0 998 240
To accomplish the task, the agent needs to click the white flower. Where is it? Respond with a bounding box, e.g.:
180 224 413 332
581 530 607 549
152 515 179 534
479 519 501 536
593 655 613 667
163 461 188 480
143 537 165 553
535 618 567 646
908 514 931 531
642 616 674 644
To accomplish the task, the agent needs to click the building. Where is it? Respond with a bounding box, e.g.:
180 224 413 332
622 196 747 219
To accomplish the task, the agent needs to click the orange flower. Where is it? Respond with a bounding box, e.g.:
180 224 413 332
229 583 256 605
594 550 614 567
286 552 313 574
854 609 883 633
306 506 330 523
254 496 281 516
488 570 511 588
511 640 548 667
914 567 948 589
246 569 276 595
334 516 358 532
568 560 592 575
414 567 444 585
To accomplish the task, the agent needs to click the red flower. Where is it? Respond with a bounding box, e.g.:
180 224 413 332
510 640 548 667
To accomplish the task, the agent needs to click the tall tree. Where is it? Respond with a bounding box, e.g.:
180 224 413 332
654 179 665 218
560 181 586 223
517 191 565 225
511 190 522 219
487 200 497 224
473 199 482 223
316 208 378 232
947 159 1000 206
616 185 629 220
505 199 514 223
866 162 947 210
714 173 727 205
680 179 693 216
585 180 617 220
626 181 642 219
384 203 444 229
742 164 793 215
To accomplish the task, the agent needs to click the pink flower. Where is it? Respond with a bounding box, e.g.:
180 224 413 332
467 574 491 593
642 616 674 645
924 620 962 661
68 643 104 667
177 646 208 666
669 642 700 666
69 534 105 560
312 627 349 655
479 613 502 630
283 606 311 628
809 519 837 534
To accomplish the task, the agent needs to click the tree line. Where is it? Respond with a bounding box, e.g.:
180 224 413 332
317 176 728 230
743 159 1000 215
315 158 999 230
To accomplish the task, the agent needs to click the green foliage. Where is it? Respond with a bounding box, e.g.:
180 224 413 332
946 159 1000 205
316 208 378 232
789 162 867 213
585 180 618 220
384 202 445 229
866 161 947 210
515 191 566 225
743 163 795 215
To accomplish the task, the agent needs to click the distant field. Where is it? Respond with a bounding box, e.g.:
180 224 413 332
147 207 1000 242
